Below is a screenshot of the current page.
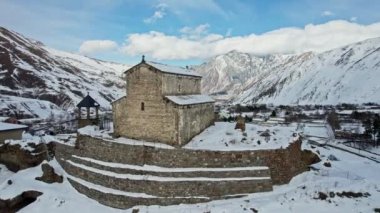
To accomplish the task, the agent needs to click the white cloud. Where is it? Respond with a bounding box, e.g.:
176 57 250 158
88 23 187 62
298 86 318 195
144 3 167 24
226 28 233 37
180 24 210 39
158 0 226 17
350 17 358 22
321 10 334 17
79 40 118 55
121 20 380 60
144 0 227 24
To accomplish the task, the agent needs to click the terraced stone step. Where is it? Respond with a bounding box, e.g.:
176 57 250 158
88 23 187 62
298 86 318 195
67 175 213 209
61 158 273 198
69 155 271 178
74 135 266 168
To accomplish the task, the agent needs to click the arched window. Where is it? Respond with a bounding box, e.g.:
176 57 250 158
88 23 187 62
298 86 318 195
141 102 145 111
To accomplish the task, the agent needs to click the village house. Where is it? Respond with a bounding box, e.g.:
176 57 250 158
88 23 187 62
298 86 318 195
112 57 215 146
0 122 28 143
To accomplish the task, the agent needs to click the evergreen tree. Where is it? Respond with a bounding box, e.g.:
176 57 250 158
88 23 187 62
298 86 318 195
236 104 242 114
363 119 373 138
271 110 277 117
373 115 380 146
327 111 341 130
227 116 233 122
244 115 252 122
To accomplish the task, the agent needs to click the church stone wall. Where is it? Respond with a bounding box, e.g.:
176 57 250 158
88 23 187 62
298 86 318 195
177 103 215 145
112 96 127 137
124 65 177 145
113 63 215 146
161 74 201 95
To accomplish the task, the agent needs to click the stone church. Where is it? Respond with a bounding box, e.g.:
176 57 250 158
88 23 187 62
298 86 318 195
112 57 215 146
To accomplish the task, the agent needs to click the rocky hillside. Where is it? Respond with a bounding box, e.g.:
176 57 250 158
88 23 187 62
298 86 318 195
196 38 380 105
0 27 129 109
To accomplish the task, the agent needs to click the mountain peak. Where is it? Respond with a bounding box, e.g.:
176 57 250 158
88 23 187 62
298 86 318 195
195 38 380 104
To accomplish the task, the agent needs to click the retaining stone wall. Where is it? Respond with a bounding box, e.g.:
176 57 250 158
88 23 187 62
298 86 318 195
69 135 316 184
67 156 270 178
54 135 318 209
61 159 272 197
68 178 211 209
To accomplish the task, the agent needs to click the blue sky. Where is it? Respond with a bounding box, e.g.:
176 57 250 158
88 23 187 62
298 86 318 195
1 0 380 65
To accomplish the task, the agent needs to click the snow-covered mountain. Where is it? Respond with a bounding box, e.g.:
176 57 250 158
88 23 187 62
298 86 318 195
2 26 380 108
0 27 129 109
196 38 380 105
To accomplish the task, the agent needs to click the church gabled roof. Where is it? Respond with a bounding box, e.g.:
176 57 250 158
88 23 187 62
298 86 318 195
124 56 202 78
165 95 214 105
77 94 100 108
145 61 202 78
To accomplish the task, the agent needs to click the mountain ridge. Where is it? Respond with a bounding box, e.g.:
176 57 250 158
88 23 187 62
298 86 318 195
1 26 380 108
0 27 129 109
195 36 380 105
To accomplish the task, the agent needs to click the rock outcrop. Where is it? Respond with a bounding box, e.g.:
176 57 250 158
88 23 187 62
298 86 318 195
0 142 54 172
35 163 63 184
0 190 42 213
234 115 246 131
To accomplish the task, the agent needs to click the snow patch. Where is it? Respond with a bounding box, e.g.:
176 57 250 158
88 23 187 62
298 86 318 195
72 155 269 172
66 160 271 182
165 95 214 105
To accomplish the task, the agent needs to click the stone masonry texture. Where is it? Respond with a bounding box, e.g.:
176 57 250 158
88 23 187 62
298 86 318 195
54 134 319 209
112 63 214 146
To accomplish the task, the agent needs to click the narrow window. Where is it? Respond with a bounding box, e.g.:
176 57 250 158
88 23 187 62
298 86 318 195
141 102 145 111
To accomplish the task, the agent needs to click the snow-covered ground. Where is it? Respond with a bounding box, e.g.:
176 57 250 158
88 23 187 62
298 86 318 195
78 125 176 149
0 122 380 212
302 123 329 138
368 147 380 155
1 132 57 152
0 117 9 122
0 140 379 212
184 122 299 151
301 121 380 162
337 109 380 115
0 160 126 213
329 143 380 163
340 122 365 134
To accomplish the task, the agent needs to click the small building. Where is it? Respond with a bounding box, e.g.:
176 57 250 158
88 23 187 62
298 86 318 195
113 57 215 146
0 122 28 143
4 117 20 124
77 94 100 128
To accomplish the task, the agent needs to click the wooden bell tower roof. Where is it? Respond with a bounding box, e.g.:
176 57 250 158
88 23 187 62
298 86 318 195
76 94 100 108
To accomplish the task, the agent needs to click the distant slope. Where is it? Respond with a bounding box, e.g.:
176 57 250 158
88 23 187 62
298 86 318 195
195 37 380 105
0 95 67 119
0 27 129 109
